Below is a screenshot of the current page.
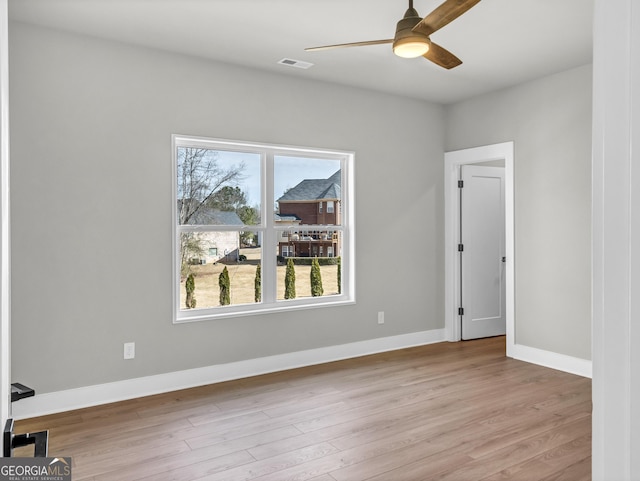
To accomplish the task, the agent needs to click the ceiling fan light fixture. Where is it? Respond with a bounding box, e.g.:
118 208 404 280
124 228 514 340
393 8 431 59
393 38 430 58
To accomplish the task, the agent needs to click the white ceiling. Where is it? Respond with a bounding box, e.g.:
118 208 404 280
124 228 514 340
8 0 594 104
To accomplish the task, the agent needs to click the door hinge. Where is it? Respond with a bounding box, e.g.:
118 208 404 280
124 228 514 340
458 180 464 188
458 244 464 252
458 307 464 316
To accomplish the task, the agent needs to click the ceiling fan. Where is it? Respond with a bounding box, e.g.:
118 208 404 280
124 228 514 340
305 0 481 69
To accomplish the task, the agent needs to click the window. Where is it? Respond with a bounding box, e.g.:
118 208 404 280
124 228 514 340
173 135 354 322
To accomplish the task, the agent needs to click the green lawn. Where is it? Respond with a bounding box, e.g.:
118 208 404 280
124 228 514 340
180 253 339 310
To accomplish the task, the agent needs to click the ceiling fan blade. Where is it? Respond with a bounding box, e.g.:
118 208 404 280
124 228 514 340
423 41 462 69
412 0 481 37
305 39 393 52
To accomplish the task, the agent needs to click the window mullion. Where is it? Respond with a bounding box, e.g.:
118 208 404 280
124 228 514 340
262 152 277 303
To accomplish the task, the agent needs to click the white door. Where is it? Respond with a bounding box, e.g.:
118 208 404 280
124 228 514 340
460 165 506 340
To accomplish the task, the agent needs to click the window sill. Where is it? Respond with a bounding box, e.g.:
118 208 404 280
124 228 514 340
174 296 356 323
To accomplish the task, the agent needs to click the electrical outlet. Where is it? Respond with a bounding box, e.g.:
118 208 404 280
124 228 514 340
378 311 385 324
124 342 135 360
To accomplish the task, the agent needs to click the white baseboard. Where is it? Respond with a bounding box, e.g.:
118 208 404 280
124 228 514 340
508 343 592 378
12 329 446 420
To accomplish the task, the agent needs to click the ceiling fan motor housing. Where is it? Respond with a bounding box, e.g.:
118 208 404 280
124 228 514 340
393 8 431 56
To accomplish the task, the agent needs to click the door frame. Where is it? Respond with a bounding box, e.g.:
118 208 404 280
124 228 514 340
444 142 514 355
1 0 11 452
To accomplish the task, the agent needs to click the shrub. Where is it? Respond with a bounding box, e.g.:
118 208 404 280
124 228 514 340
219 266 230 306
284 258 296 299
185 273 196 309
337 256 342 294
254 264 261 303
310 257 324 297
284 257 340 266
238 254 247 262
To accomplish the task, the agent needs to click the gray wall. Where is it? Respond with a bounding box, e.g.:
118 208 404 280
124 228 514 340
445 64 593 360
9 20 592 395
8 23 445 393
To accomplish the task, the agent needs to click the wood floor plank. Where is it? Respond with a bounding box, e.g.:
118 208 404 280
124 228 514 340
477 433 591 481
425 417 592 481
72 439 192 479
329 439 472 481
96 449 254 481
538 454 591 481
346 452 475 481
13 336 591 481
185 425 303 455
193 442 340 481
247 429 339 461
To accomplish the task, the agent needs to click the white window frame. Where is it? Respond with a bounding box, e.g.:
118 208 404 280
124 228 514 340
172 134 355 323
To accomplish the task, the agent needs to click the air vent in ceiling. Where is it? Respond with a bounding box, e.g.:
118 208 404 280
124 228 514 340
278 58 314 69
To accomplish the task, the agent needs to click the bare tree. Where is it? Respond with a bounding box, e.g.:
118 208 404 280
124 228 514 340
177 147 245 275
177 148 245 225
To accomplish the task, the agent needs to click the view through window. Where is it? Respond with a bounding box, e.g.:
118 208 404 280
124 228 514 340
173 136 354 322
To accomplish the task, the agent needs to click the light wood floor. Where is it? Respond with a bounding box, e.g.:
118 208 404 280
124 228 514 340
15 337 591 480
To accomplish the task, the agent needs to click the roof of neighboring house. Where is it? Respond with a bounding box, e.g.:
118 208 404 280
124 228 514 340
277 170 341 203
178 200 243 225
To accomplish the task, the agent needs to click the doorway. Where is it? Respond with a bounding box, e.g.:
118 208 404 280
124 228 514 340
444 142 514 354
